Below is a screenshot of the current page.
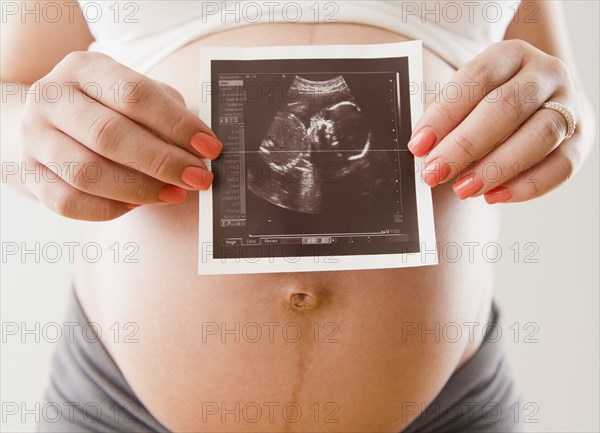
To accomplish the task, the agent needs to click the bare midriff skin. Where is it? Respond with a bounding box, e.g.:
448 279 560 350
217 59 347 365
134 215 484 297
73 23 499 433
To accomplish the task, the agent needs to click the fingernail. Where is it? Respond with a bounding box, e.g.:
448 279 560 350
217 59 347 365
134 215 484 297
158 185 188 203
453 173 485 200
191 132 223 159
422 158 451 187
408 128 437 157
484 186 512 204
126 204 142 210
182 166 214 190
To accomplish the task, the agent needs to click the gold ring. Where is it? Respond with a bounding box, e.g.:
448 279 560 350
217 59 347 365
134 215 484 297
542 101 576 140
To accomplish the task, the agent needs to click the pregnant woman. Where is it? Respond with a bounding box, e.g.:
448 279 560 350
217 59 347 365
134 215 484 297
1 1 595 432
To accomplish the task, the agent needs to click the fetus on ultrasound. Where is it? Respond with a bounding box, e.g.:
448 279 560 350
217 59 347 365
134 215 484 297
248 74 396 214
307 101 371 162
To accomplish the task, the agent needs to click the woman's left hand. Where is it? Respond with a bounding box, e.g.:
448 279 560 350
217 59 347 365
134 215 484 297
408 39 585 204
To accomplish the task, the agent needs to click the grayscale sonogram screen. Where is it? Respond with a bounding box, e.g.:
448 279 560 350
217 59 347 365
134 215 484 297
210 56 420 260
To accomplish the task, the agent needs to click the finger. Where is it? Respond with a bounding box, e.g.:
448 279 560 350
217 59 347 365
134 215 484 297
482 135 583 204
26 128 187 205
46 88 214 191
408 40 531 156
422 71 556 186
155 80 187 107
60 52 222 160
449 96 573 199
22 158 135 222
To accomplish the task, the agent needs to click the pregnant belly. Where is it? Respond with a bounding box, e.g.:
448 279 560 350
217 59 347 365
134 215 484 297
74 23 501 433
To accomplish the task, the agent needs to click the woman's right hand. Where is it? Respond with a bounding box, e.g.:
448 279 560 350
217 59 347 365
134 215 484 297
20 51 222 221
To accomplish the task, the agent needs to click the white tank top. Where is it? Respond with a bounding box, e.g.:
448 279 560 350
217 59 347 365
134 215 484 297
78 1 521 73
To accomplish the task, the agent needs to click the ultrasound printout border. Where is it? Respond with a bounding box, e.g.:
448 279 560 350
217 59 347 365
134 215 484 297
198 40 437 275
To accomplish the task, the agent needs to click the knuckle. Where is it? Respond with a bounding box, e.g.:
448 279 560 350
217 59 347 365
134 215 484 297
89 113 124 153
51 188 120 221
61 51 89 69
524 175 543 198
20 158 38 188
535 117 564 151
70 162 94 192
97 202 120 222
168 109 189 142
430 103 459 125
25 80 43 105
557 148 579 181
20 112 48 151
61 51 107 77
148 149 175 180
128 179 150 203
160 82 186 106
451 133 478 161
498 86 526 120
19 114 34 145
115 73 148 114
505 39 532 53
519 165 544 198
462 62 495 86
51 191 78 218
544 55 569 78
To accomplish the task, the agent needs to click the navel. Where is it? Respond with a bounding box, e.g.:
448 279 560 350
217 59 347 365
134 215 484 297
289 292 318 309
280 279 329 311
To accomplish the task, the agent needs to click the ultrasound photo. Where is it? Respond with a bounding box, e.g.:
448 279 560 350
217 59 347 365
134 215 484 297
198 42 437 275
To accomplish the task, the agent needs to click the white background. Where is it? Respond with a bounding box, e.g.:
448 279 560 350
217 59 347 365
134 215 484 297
1 2 599 431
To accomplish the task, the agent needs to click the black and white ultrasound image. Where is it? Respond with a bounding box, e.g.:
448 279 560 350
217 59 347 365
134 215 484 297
211 57 420 260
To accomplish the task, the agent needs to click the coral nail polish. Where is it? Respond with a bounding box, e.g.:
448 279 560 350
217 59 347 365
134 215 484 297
422 158 451 187
191 132 223 159
182 166 214 190
408 128 437 157
158 185 188 203
485 186 512 204
452 173 484 200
